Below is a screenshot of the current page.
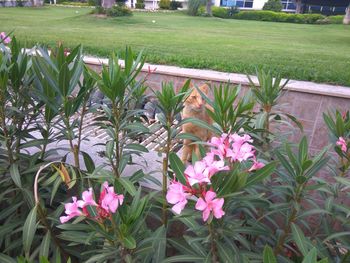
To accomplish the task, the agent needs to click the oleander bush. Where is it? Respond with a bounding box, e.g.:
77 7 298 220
105 4 132 16
1 33 350 262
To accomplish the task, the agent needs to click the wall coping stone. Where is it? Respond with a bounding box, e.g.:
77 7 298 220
83 55 350 99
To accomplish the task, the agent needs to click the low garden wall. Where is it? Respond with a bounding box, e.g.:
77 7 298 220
84 56 350 154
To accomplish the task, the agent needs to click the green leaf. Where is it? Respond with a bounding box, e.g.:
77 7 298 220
10 163 22 188
169 152 186 185
263 245 277 263
302 247 317 263
86 205 98 218
0 253 16 263
161 255 204 263
125 143 148 153
217 242 233 263
291 223 309 257
246 162 276 187
118 178 136 196
123 235 136 249
82 151 95 173
153 226 166 263
23 205 38 256
39 232 51 259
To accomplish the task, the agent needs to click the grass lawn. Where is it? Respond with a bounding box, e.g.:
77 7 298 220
0 7 350 86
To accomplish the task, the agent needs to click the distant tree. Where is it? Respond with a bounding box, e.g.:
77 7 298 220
263 0 283 12
294 0 302 13
206 0 212 15
102 0 115 8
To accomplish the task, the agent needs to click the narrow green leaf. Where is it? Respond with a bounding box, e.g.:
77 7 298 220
0 253 16 263
246 162 276 187
82 151 95 173
39 232 51 259
10 163 22 188
263 245 277 263
301 247 317 263
118 178 136 196
125 143 149 153
123 235 136 249
161 255 204 263
291 223 309 257
23 205 38 256
169 152 186 185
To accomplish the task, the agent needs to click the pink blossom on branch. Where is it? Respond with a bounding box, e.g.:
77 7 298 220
195 190 225 222
100 182 124 214
0 32 11 44
166 180 190 214
248 158 265 172
202 152 230 178
185 161 211 186
77 188 98 208
337 137 347 152
60 197 83 223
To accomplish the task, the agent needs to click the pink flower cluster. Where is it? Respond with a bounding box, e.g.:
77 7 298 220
167 133 264 222
60 182 124 224
0 32 11 44
337 137 348 153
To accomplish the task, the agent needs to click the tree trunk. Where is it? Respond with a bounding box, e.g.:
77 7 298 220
102 0 115 8
344 6 350 25
206 0 212 16
295 0 302 14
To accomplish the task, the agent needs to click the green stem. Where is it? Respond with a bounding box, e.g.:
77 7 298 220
208 222 218 263
113 102 121 178
274 184 303 256
162 121 172 226
37 204 70 261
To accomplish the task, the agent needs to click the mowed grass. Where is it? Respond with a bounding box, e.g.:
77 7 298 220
0 7 350 85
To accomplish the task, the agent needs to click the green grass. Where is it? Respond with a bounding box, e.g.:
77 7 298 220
1 6 350 86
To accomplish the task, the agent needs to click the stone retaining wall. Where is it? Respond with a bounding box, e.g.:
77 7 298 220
84 56 350 153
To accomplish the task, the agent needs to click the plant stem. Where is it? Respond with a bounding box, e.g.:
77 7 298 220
208 222 218 263
113 102 121 178
162 120 172 226
274 184 302 256
37 204 70 261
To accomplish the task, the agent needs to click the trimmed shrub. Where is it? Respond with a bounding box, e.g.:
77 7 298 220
262 0 282 12
61 1 90 6
159 0 170 9
170 0 182 10
231 10 325 24
135 0 145 9
106 5 132 16
212 6 229 18
91 5 106 14
187 0 205 16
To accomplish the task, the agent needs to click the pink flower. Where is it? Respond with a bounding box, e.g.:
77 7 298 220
248 158 265 172
228 139 255 162
185 161 211 186
166 180 190 214
77 188 97 208
0 32 11 44
337 137 347 152
100 182 124 214
60 197 83 223
195 191 225 222
229 133 253 144
202 153 229 178
209 134 230 159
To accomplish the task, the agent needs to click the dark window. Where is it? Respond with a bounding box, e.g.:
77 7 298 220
236 0 244 7
244 1 253 7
